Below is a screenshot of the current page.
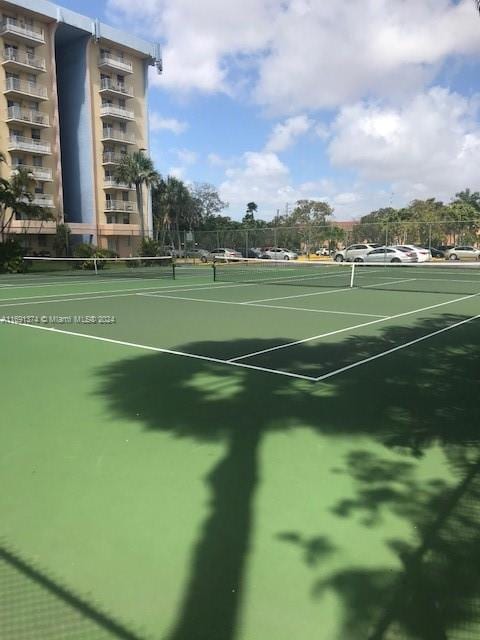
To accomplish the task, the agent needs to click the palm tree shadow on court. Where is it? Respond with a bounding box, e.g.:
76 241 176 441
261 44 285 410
95 312 480 640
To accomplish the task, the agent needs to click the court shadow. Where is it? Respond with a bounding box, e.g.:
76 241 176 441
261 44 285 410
0 544 145 640
95 312 480 640
283 449 480 639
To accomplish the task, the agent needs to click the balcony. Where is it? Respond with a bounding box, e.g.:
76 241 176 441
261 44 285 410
99 54 133 74
99 78 133 98
8 135 51 154
7 106 49 127
101 129 135 144
102 152 127 165
2 49 46 72
100 104 134 121
4 77 48 100
0 18 45 44
105 200 138 213
104 177 135 190
11 164 53 181
33 194 54 207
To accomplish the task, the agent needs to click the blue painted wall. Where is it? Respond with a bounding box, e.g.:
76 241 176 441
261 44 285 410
55 24 95 226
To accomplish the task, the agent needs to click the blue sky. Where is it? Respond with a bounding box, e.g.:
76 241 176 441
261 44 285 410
61 0 480 220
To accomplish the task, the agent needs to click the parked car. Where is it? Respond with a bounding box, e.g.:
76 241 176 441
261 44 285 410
438 245 454 254
186 248 211 262
315 247 329 257
334 243 382 262
444 246 480 261
364 246 418 263
210 248 243 261
241 248 270 259
428 246 446 258
263 247 298 260
394 245 432 262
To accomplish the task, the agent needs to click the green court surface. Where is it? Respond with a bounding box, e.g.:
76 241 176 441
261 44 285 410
1 261 480 640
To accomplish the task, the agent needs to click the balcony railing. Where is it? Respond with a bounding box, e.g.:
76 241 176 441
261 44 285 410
3 49 46 71
99 54 133 74
104 177 134 189
7 106 49 126
105 200 137 213
8 135 51 154
0 18 45 44
11 164 53 181
4 77 48 99
102 152 127 164
100 104 135 120
101 129 135 144
17 194 53 208
100 78 133 97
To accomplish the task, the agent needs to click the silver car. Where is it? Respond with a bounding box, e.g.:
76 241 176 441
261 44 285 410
211 248 243 261
444 246 480 261
263 247 298 260
334 243 382 262
364 246 418 263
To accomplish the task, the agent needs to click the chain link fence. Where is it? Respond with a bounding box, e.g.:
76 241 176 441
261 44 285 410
6 219 480 259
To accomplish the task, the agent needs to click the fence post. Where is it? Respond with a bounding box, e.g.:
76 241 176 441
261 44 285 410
245 229 248 258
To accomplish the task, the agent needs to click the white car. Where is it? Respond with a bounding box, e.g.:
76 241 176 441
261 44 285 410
263 247 298 260
444 246 480 261
364 246 418 263
211 248 243 261
334 243 382 262
394 245 432 262
315 247 329 257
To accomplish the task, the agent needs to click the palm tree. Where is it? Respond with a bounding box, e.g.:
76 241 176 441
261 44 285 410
114 151 161 238
0 164 51 241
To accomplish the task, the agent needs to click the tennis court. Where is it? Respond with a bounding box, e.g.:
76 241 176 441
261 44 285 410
1 256 480 639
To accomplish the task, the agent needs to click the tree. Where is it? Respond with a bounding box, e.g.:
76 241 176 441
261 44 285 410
0 164 52 241
190 183 228 221
53 223 71 257
154 176 198 251
114 151 161 238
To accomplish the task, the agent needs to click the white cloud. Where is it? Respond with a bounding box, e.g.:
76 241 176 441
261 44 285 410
149 113 188 134
109 0 480 112
265 115 313 152
175 148 198 165
207 152 224 166
328 87 480 199
168 166 185 179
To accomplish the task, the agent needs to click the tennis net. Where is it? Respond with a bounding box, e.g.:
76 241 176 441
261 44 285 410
213 258 480 295
20 256 175 279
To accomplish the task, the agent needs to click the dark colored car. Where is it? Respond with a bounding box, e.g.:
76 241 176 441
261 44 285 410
428 247 446 258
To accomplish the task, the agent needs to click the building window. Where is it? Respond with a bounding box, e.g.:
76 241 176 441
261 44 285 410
38 234 47 247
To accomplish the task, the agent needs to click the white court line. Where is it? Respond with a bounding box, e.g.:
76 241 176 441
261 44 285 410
0 319 316 382
0 280 254 305
315 314 480 382
242 278 417 304
0 276 185 290
229 290 480 362
138 292 387 318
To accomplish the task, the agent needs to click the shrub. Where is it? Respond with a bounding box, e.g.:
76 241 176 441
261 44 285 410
0 240 26 273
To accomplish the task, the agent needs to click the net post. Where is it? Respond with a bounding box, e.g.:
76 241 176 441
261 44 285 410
172 261 176 280
350 262 355 288
213 262 217 282
94 257 98 275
